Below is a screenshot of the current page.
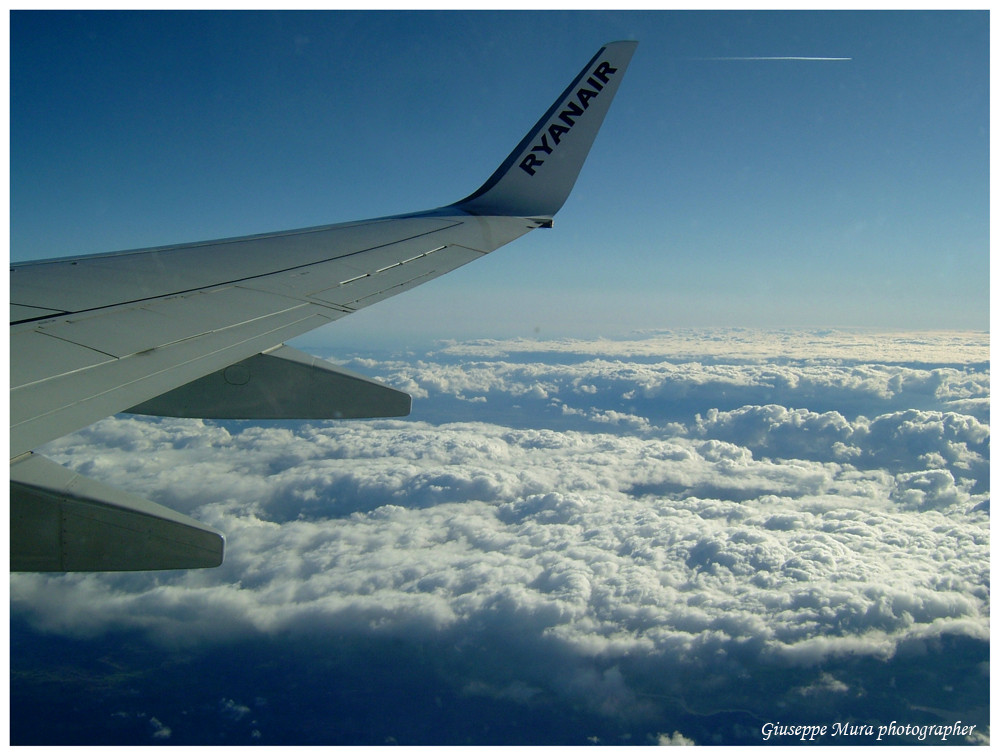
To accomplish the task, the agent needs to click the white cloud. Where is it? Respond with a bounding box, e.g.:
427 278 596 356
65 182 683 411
430 329 989 365
220 699 251 721
22 416 987 655
347 331 989 441
14 329 988 741
149 717 172 740
658 730 696 745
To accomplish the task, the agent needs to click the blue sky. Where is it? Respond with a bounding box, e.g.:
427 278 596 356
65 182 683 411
11 10 988 342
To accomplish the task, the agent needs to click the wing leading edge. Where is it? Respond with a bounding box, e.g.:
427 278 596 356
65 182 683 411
10 41 638 571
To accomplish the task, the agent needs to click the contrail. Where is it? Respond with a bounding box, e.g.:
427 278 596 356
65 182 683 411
691 56 851 61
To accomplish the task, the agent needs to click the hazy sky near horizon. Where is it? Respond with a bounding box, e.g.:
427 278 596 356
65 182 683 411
10 10 988 341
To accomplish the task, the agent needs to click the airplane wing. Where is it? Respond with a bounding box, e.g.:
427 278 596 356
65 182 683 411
10 40 638 571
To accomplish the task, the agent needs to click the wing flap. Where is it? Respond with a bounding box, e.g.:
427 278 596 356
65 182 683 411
126 344 411 419
10 453 224 571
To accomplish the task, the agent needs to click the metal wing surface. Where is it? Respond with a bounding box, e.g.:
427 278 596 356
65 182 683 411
10 40 638 571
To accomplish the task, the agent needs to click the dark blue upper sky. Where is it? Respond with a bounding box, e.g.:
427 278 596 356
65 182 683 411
11 10 989 337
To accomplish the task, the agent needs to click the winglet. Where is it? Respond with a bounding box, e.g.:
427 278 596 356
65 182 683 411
453 40 638 219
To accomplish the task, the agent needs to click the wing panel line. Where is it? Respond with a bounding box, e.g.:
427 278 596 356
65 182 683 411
10 219 466 324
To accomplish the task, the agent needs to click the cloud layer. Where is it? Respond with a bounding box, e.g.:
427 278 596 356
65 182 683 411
12 329 989 744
